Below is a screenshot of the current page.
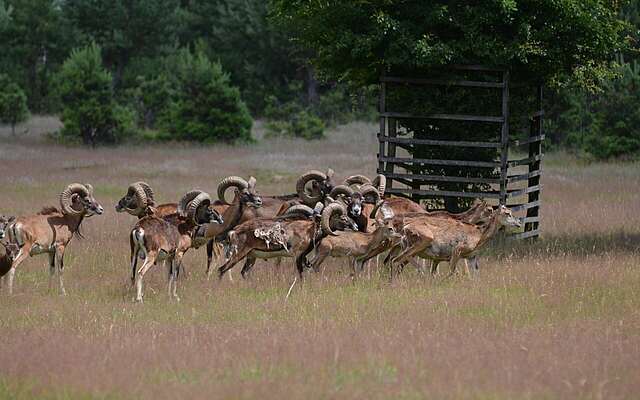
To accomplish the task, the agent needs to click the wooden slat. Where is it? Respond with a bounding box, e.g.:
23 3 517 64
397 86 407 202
380 156 500 168
510 229 540 240
386 188 501 199
450 64 505 72
381 76 504 88
383 172 501 185
525 86 544 236
507 185 542 198
518 216 541 224
507 200 541 212
380 112 504 123
379 135 501 148
511 134 545 146
507 170 543 183
508 154 544 167
499 70 510 206
378 80 386 175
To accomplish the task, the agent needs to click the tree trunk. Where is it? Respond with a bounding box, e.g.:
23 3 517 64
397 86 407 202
305 64 319 105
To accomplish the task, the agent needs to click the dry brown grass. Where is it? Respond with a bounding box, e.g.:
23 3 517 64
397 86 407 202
0 118 639 399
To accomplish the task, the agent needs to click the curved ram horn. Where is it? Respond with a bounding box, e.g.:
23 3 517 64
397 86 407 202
186 192 212 223
296 170 327 206
329 184 355 200
282 204 315 219
134 181 155 205
178 190 205 217
344 174 371 187
124 182 149 216
217 176 248 205
371 174 386 197
60 183 89 216
359 184 381 204
321 202 347 236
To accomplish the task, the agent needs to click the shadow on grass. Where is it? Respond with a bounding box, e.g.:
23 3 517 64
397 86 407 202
495 230 640 259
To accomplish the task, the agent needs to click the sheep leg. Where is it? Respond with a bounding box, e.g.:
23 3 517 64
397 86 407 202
391 241 432 279
48 252 56 292
218 247 252 279
169 253 183 301
6 243 30 295
430 260 440 276
205 240 215 279
130 234 139 285
54 244 67 296
446 248 463 278
308 246 329 274
135 251 156 302
240 255 257 279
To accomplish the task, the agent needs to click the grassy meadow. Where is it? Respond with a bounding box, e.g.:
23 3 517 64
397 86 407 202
0 117 639 399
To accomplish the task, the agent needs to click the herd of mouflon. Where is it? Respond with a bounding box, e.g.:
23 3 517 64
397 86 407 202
0 170 521 302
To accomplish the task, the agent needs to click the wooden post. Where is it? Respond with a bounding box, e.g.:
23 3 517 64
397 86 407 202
525 85 543 237
499 70 510 206
378 78 387 180
385 118 397 193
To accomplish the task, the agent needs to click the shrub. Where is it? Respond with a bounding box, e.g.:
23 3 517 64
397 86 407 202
264 96 325 140
559 61 640 160
55 43 134 145
0 74 29 135
160 49 253 143
127 74 174 129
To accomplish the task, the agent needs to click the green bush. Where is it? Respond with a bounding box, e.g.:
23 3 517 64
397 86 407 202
264 95 325 140
313 85 378 126
127 74 174 129
554 61 640 160
0 74 29 135
159 49 253 143
55 43 135 145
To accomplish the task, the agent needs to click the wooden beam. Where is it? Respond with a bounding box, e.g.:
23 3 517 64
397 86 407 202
525 85 544 236
508 154 544 167
380 156 500 168
507 185 542 198
383 172 501 185
508 200 541 212
499 70 510 206
384 118 397 191
377 79 386 176
381 76 504 88
379 136 501 148
386 188 501 199
506 170 543 183
510 229 540 240
511 134 545 146
380 112 504 123
449 64 505 72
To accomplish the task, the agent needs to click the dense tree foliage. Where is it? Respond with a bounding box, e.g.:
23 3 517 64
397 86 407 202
63 0 180 88
271 0 628 88
0 0 635 153
0 74 29 134
159 49 253 143
0 0 71 111
55 43 134 146
545 2 640 159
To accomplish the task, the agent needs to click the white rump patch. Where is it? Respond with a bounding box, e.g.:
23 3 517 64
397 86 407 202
254 223 289 252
